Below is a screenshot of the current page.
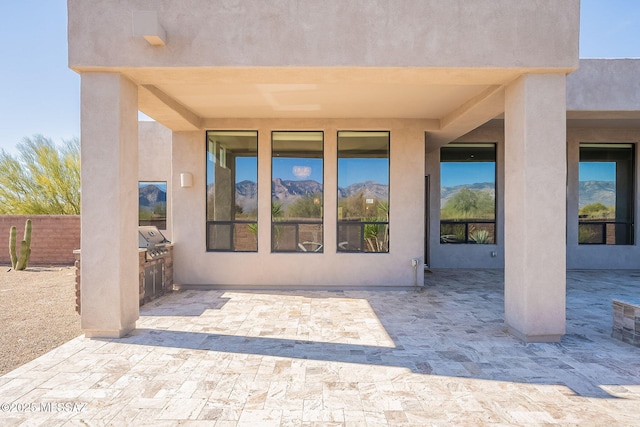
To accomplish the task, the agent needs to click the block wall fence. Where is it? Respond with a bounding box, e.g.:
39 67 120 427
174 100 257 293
0 215 80 266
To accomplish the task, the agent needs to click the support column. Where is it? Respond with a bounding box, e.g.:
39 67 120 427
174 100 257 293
80 73 139 338
504 74 567 342
170 131 203 284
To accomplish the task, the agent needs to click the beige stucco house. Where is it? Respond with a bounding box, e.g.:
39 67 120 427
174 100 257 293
68 0 640 343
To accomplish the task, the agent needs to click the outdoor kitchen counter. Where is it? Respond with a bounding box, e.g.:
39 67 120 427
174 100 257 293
73 246 174 314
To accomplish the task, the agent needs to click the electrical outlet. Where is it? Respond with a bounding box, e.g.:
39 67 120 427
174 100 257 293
411 259 419 267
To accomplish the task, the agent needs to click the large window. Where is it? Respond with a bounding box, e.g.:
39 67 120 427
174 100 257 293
579 144 634 245
337 131 390 253
139 181 167 230
206 131 258 251
271 131 324 252
440 144 496 244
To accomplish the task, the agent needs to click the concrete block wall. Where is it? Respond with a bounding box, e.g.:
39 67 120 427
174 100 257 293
0 215 80 266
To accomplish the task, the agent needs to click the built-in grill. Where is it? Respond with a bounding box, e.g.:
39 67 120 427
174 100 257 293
74 226 174 313
138 226 173 303
139 226 171 261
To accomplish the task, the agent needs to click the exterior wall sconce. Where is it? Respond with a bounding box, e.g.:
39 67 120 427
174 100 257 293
180 173 193 188
133 11 166 46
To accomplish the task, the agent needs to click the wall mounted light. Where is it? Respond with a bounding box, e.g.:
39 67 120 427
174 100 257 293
133 11 167 46
180 173 193 188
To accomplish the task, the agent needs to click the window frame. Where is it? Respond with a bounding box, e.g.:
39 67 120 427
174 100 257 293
439 143 497 245
138 181 168 230
205 130 259 252
578 143 635 246
336 130 390 254
270 130 325 253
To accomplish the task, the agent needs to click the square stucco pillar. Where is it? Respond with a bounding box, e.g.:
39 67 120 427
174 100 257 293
80 73 139 338
504 74 567 343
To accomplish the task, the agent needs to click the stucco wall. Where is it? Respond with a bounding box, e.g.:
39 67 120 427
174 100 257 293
139 121 171 178
0 215 80 266
138 120 173 240
170 118 425 287
68 0 579 70
428 122 640 270
567 59 640 113
566 127 640 269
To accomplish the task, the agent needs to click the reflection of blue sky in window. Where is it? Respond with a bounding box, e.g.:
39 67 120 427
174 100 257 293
579 162 615 181
272 158 322 182
440 163 495 187
139 181 167 192
212 156 391 186
338 158 389 187
206 157 258 184
235 157 258 182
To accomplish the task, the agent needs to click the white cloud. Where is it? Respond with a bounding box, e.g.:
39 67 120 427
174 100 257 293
292 166 311 178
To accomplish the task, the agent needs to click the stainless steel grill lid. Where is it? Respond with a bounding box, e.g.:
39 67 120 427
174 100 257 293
138 226 170 248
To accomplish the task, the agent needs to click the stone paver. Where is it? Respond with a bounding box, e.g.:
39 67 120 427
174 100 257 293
1 269 639 426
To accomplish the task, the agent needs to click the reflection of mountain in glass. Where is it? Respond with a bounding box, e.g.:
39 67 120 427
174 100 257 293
272 178 323 206
438 180 616 220
338 180 389 200
579 180 615 208
206 181 258 219
139 184 166 210
441 182 495 206
235 180 258 216
139 184 167 227
226 179 390 215
579 180 616 220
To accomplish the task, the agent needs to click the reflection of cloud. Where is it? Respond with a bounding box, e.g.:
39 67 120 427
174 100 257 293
292 166 311 178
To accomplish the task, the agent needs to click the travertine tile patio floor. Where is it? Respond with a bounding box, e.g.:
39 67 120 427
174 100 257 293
1 269 639 426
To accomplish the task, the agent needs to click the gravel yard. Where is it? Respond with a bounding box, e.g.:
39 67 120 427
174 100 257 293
0 265 81 375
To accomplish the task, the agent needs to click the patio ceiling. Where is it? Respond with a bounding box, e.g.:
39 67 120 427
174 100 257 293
145 81 489 120
121 66 525 146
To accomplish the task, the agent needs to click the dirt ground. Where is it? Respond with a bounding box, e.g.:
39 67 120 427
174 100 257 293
0 265 82 375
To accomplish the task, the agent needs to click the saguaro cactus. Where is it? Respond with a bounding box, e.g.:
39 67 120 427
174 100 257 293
9 226 17 269
9 220 32 271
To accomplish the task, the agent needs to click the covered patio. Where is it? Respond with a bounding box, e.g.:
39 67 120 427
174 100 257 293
1 270 638 425
71 0 577 342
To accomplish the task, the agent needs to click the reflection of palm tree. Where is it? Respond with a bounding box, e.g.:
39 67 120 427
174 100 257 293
248 202 285 247
247 222 258 239
364 201 389 252
364 223 380 252
469 228 490 244
271 202 284 249
271 202 283 219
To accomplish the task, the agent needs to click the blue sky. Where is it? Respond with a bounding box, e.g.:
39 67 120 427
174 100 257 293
444 161 618 187
339 158 389 187
441 163 495 188
1 0 639 155
579 162 616 182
